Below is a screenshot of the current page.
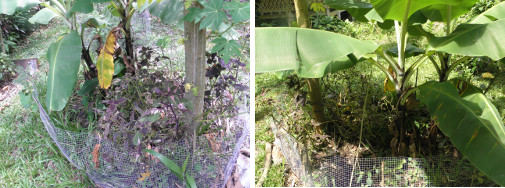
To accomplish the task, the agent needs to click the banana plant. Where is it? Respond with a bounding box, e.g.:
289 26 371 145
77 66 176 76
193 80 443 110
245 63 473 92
322 0 505 185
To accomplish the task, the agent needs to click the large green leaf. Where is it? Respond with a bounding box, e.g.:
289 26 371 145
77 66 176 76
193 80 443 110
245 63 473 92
147 0 183 25
324 0 374 22
28 7 59 24
255 27 378 78
183 0 226 30
419 0 478 22
210 37 242 64
470 1 505 24
370 0 463 21
69 0 93 14
418 81 505 186
46 31 82 111
429 19 505 61
224 1 250 23
0 0 39 15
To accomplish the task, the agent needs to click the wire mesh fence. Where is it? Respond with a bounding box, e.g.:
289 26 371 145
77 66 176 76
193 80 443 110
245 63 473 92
313 156 434 187
33 89 249 188
268 117 497 187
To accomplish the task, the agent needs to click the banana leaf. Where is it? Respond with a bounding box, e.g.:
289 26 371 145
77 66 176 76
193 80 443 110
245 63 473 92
419 0 479 22
418 81 505 186
429 19 505 61
470 1 505 24
255 27 378 78
370 0 467 22
46 31 82 111
0 0 39 15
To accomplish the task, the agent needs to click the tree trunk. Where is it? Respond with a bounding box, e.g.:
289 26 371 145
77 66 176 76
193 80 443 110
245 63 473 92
1 15 5 54
294 0 326 129
183 2 206 136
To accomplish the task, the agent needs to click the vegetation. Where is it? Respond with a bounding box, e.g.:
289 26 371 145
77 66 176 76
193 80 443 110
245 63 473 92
1 0 249 186
256 0 505 186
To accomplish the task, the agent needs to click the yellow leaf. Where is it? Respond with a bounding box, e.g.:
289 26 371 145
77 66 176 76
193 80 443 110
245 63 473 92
137 168 151 181
185 83 192 92
384 66 396 92
481 72 495 79
97 27 120 89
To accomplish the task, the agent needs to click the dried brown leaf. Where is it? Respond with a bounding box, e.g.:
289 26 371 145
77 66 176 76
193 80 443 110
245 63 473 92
92 143 100 168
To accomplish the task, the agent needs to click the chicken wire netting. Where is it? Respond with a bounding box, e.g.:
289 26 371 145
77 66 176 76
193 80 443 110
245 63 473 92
32 89 249 188
269 119 493 187
313 156 436 187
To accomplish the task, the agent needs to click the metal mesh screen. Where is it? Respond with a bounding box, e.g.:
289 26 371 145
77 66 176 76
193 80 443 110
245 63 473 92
32 89 248 188
313 156 435 187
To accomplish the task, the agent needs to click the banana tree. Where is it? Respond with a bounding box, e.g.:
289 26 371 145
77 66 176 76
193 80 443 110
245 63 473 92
323 0 505 185
27 0 114 111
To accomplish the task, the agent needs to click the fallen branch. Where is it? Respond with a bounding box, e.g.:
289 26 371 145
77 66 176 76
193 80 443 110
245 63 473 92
256 142 273 187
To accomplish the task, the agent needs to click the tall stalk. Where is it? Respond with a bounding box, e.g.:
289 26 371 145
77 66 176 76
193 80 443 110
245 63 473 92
294 0 326 128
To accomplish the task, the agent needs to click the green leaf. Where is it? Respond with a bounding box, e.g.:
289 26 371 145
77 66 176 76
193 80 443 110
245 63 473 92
143 149 184 181
83 18 107 28
184 0 227 30
91 0 111 3
132 131 142 146
69 0 93 14
470 1 505 24
46 31 82 111
386 43 425 58
255 27 378 78
369 0 463 22
182 154 189 174
185 174 197 188
211 37 242 64
137 0 147 9
0 0 40 15
113 59 126 76
19 92 36 110
310 2 326 13
324 0 374 22
420 0 478 22
107 3 122 18
78 78 99 96
28 7 59 25
224 1 250 23
418 81 505 186
148 0 184 25
429 19 505 61
139 113 161 122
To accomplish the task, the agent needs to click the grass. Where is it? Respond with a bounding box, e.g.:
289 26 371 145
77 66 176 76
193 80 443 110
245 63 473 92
0 20 94 186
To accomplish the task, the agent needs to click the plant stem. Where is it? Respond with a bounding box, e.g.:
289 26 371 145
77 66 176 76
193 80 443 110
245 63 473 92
49 0 67 14
444 56 471 81
428 55 442 76
378 49 401 76
368 58 397 86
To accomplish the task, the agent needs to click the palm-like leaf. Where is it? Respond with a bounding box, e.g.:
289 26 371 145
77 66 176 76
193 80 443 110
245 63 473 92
418 81 505 186
429 19 505 61
46 31 82 111
255 27 378 78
